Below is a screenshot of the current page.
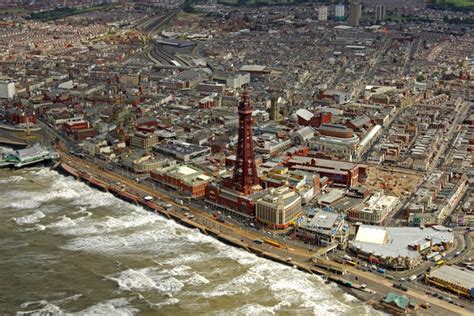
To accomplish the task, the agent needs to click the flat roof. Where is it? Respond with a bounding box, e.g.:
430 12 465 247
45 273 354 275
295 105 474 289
428 265 474 290
239 65 267 72
177 165 196 176
355 225 387 244
289 156 356 171
309 211 339 229
351 226 454 259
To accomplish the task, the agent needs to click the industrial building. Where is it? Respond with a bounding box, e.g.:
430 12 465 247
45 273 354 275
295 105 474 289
255 186 302 229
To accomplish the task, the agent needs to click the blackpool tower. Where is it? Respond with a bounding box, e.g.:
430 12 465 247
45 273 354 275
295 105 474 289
230 90 259 195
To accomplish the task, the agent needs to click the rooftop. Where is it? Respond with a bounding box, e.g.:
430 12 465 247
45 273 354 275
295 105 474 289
428 265 474 291
351 225 454 259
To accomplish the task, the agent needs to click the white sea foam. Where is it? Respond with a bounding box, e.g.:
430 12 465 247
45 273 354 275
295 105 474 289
8 169 375 315
216 244 260 266
184 273 210 286
342 292 360 303
0 175 24 184
12 211 45 225
17 300 63 315
19 297 138 316
227 302 292 316
8 199 42 210
47 215 77 229
108 268 184 293
150 297 179 309
57 294 84 305
168 265 192 277
75 298 137 316
162 253 205 266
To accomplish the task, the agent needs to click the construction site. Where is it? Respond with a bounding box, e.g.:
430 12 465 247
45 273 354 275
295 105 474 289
361 166 424 198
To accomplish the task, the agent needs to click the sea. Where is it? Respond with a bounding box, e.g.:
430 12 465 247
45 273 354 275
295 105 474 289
0 167 382 315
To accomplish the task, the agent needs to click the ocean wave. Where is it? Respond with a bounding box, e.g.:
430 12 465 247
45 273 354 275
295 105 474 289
226 301 292 316
17 224 46 232
0 175 24 184
184 272 210 286
17 300 63 315
18 297 138 316
162 253 206 266
149 297 179 309
75 298 138 316
47 215 77 229
7 199 42 210
12 211 45 225
107 268 185 293
61 227 181 255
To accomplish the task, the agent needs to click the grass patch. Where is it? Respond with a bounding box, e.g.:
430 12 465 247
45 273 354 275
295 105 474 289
27 4 117 22
437 0 474 7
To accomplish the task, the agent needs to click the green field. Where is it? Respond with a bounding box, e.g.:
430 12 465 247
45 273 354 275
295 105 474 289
436 0 474 8
27 4 116 21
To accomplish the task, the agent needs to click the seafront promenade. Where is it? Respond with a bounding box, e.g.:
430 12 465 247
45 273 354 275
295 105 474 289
56 150 469 316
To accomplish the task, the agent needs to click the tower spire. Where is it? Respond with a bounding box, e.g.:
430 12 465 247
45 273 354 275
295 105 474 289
230 90 259 195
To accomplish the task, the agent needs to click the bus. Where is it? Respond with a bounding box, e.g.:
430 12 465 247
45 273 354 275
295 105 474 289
262 238 283 248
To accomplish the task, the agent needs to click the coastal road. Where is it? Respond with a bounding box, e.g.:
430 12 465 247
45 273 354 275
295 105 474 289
57 151 471 315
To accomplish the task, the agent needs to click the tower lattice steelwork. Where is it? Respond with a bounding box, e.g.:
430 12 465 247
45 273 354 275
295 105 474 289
230 90 259 195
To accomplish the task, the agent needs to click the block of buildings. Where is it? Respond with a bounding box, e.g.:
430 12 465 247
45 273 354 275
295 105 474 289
295 209 349 248
255 186 302 229
349 225 454 270
130 131 159 150
0 79 16 99
150 163 213 197
153 140 211 163
426 265 474 298
347 190 398 225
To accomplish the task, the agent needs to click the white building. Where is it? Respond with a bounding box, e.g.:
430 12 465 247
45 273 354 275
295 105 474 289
318 6 328 22
256 187 302 229
335 4 345 20
0 79 16 99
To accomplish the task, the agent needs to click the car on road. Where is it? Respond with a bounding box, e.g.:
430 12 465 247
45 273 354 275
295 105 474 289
393 283 408 292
